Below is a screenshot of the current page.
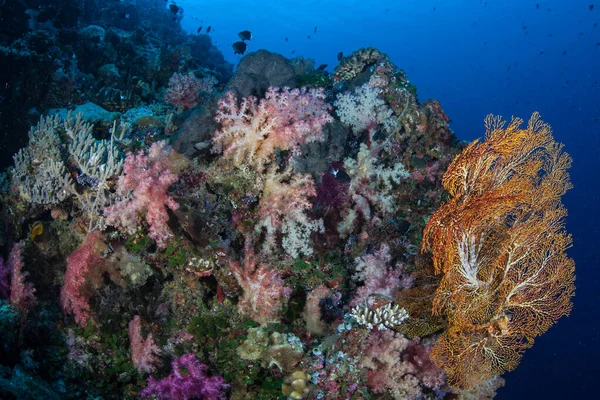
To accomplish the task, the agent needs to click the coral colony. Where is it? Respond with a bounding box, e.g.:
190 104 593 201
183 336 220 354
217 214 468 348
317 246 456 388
0 2 574 400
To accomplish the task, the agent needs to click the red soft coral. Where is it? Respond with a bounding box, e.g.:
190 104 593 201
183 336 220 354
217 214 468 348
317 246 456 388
105 141 180 248
60 231 108 325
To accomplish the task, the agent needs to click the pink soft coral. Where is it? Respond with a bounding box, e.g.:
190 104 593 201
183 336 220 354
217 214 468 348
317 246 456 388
213 86 332 170
105 141 179 248
228 234 291 324
129 315 162 374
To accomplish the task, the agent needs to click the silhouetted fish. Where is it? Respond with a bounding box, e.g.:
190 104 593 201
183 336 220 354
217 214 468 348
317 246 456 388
232 41 247 55
197 26 202 33
285 37 288 42
590 4 595 11
317 64 327 71
337 52 343 61
238 30 252 41
207 26 212 33
169 4 179 14
314 26 318 33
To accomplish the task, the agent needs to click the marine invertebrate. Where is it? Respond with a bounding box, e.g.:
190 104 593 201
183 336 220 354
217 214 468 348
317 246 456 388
422 112 575 388
4 242 36 311
228 234 292 324
128 315 161 374
333 47 388 82
12 113 123 230
212 86 332 171
165 72 216 111
140 353 229 400
59 231 108 325
351 303 409 331
334 83 397 137
255 166 324 258
104 141 181 248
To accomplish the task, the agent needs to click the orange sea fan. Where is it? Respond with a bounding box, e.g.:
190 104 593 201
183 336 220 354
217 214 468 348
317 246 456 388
422 112 575 388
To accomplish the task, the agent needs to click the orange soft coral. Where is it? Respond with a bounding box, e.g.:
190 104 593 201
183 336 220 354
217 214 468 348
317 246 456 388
422 112 575 388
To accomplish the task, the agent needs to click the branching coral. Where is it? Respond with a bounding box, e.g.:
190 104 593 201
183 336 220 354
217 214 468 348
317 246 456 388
12 113 123 230
422 112 575 388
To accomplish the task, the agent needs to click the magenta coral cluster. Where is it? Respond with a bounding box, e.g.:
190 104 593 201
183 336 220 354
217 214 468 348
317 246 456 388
105 141 179 248
140 353 229 400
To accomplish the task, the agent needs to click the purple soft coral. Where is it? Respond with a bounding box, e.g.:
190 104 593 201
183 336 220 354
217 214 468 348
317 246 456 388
140 353 228 400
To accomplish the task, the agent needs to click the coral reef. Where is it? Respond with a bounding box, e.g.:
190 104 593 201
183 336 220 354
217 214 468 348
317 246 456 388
0 25 572 399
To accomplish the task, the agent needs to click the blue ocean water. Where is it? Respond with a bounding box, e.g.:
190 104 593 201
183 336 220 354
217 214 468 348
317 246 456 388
175 0 600 398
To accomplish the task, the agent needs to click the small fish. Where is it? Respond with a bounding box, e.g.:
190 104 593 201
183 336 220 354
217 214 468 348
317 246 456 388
238 30 252 41
539 51 544 55
314 26 317 33
206 26 212 33
307 35 311 39
562 50 567 55
590 4 595 11
536 3 539 9
433 6 436 11
197 26 202 33
30 221 43 240
337 51 343 61
169 4 179 14
232 41 247 55
291 49 295 54
332 168 351 184
284 37 288 42
595 22 598 27
316 64 327 71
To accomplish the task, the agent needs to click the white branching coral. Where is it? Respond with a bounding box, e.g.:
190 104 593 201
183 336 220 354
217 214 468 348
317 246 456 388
334 83 398 136
338 142 409 235
351 303 409 331
11 113 123 230
255 167 324 258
